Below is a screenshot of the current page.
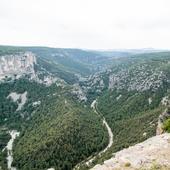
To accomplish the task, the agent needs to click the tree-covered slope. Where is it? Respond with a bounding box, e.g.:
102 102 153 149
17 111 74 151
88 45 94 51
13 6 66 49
0 77 108 170
97 89 167 147
23 47 98 76
80 52 170 167
12 92 108 170
0 79 59 169
0 45 23 56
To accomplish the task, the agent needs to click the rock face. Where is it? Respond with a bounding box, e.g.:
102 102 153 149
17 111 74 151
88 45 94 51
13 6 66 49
107 61 167 92
156 108 170 135
7 91 27 111
91 133 170 170
0 52 36 80
72 84 87 102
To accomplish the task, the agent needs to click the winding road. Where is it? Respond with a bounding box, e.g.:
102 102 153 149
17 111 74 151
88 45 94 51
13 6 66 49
74 100 113 169
86 100 113 166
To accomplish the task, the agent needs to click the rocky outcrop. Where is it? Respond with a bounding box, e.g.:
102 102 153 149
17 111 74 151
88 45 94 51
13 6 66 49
156 108 170 135
91 133 170 170
108 65 166 92
0 52 36 80
0 51 64 86
7 91 27 111
72 84 87 101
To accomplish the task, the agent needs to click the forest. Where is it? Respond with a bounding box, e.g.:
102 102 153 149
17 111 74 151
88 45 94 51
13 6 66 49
0 79 108 170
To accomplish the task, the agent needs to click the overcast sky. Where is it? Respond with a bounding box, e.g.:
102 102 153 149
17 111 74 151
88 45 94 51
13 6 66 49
0 0 170 49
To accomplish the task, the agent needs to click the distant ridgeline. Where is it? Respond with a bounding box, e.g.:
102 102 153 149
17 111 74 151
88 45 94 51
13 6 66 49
0 45 170 170
0 46 118 85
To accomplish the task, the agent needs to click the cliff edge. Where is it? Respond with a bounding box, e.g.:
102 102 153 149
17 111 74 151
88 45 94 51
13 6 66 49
91 133 170 170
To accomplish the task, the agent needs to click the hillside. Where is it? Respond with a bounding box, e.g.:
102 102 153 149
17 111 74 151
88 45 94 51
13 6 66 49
0 79 108 170
0 46 170 170
77 52 170 168
0 43 114 169
13 94 108 170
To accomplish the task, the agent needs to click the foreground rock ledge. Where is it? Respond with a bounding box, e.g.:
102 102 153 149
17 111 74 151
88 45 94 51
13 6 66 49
91 133 170 170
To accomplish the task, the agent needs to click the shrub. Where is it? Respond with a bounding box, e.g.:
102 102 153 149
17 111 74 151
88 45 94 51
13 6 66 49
163 118 170 133
124 162 131 167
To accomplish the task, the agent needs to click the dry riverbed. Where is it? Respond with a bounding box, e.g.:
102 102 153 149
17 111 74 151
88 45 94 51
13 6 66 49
3 130 20 170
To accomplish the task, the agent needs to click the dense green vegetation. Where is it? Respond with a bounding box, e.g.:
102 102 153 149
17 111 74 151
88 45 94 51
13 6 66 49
13 91 108 170
37 58 79 84
24 47 93 75
79 53 170 167
0 127 9 168
0 78 108 170
163 118 170 132
0 45 23 56
88 89 166 163
0 79 62 169
0 79 56 129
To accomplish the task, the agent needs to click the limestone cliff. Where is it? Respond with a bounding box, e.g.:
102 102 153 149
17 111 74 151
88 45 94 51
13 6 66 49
0 52 36 80
156 108 170 135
